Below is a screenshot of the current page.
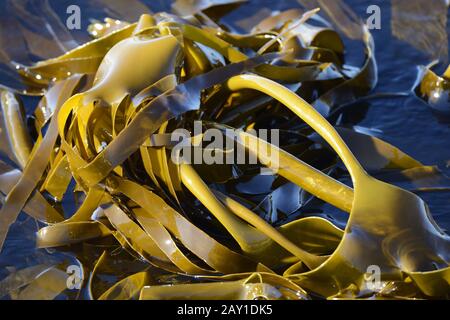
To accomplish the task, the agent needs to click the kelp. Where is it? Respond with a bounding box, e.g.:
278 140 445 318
140 272 308 300
415 63 450 116
0 264 51 299
11 266 69 300
0 1 449 301
0 255 84 300
0 90 32 169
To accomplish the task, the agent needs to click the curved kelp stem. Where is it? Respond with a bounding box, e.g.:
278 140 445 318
179 163 327 270
1 7 449 299
225 74 450 297
227 129 354 213
226 75 365 179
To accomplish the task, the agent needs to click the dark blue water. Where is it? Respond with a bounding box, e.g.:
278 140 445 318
340 0 450 230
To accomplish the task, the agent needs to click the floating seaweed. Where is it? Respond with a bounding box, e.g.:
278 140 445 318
415 63 450 116
0 0 449 300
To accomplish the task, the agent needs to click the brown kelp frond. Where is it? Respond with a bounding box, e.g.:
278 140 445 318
0 1 449 300
415 63 450 116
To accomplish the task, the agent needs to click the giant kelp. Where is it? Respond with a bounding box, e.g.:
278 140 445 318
0 0 449 300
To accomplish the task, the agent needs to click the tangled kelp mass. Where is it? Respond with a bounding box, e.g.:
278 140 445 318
415 63 450 116
0 0 449 300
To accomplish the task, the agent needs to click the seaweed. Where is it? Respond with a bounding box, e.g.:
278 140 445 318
0 1 449 300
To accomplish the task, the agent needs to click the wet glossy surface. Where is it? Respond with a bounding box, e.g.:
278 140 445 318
0 0 449 299
220 0 450 232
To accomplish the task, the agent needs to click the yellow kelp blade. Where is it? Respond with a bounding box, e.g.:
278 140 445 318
21 24 137 84
288 174 450 297
0 90 32 169
99 271 150 300
73 53 278 187
0 75 82 251
87 249 155 300
112 178 256 274
131 207 216 274
140 272 306 300
214 190 342 256
0 264 51 299
415 63 450 116
101 204 175 268
12 267 69 300
222 128 354 212
179 163 328 270
227 74 450 297
36 221 111 248
0 6 447 300
0 163 63 223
